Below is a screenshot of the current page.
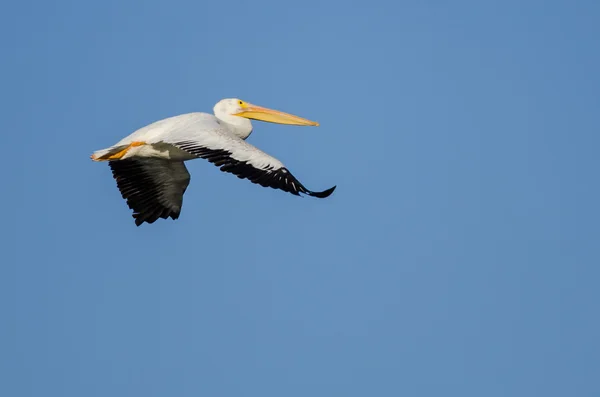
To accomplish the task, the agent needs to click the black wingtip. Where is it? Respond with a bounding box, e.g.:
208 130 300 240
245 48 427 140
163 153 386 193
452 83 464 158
307 185 337 199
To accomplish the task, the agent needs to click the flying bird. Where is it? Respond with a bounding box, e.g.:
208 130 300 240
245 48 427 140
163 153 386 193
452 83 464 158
91 98 336 226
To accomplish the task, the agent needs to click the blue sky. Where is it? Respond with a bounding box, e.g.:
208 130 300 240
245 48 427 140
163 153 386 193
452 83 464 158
1 0 599 396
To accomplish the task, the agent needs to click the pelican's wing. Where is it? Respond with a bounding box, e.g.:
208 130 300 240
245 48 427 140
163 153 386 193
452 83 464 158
144 113 336 198
109 158 191 226
174 139 335 198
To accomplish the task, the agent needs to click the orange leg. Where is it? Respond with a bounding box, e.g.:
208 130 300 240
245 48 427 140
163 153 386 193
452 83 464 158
91 141 146 161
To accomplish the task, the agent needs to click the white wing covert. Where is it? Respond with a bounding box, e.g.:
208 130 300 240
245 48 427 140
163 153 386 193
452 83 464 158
157 114 336 198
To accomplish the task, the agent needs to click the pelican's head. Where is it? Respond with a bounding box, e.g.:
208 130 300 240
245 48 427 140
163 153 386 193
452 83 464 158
213 98 319 127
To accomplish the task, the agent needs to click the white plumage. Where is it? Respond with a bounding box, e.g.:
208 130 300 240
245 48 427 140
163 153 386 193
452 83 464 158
91 98 336 226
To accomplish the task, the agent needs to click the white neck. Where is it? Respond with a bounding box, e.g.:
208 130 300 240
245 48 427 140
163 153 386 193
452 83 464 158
214 109 253 140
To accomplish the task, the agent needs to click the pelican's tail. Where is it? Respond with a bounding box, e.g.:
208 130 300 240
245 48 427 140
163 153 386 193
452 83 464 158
91 147 117 161
91 142 145 162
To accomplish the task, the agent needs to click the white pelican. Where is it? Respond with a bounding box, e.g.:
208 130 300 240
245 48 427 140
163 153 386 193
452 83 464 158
91 98 336 226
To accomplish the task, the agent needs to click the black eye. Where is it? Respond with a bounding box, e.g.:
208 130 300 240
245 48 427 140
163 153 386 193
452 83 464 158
238 101 243 105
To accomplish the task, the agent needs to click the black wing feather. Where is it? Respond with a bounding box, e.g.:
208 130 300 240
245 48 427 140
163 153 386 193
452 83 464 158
175 141 336 198
109 159 191 226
